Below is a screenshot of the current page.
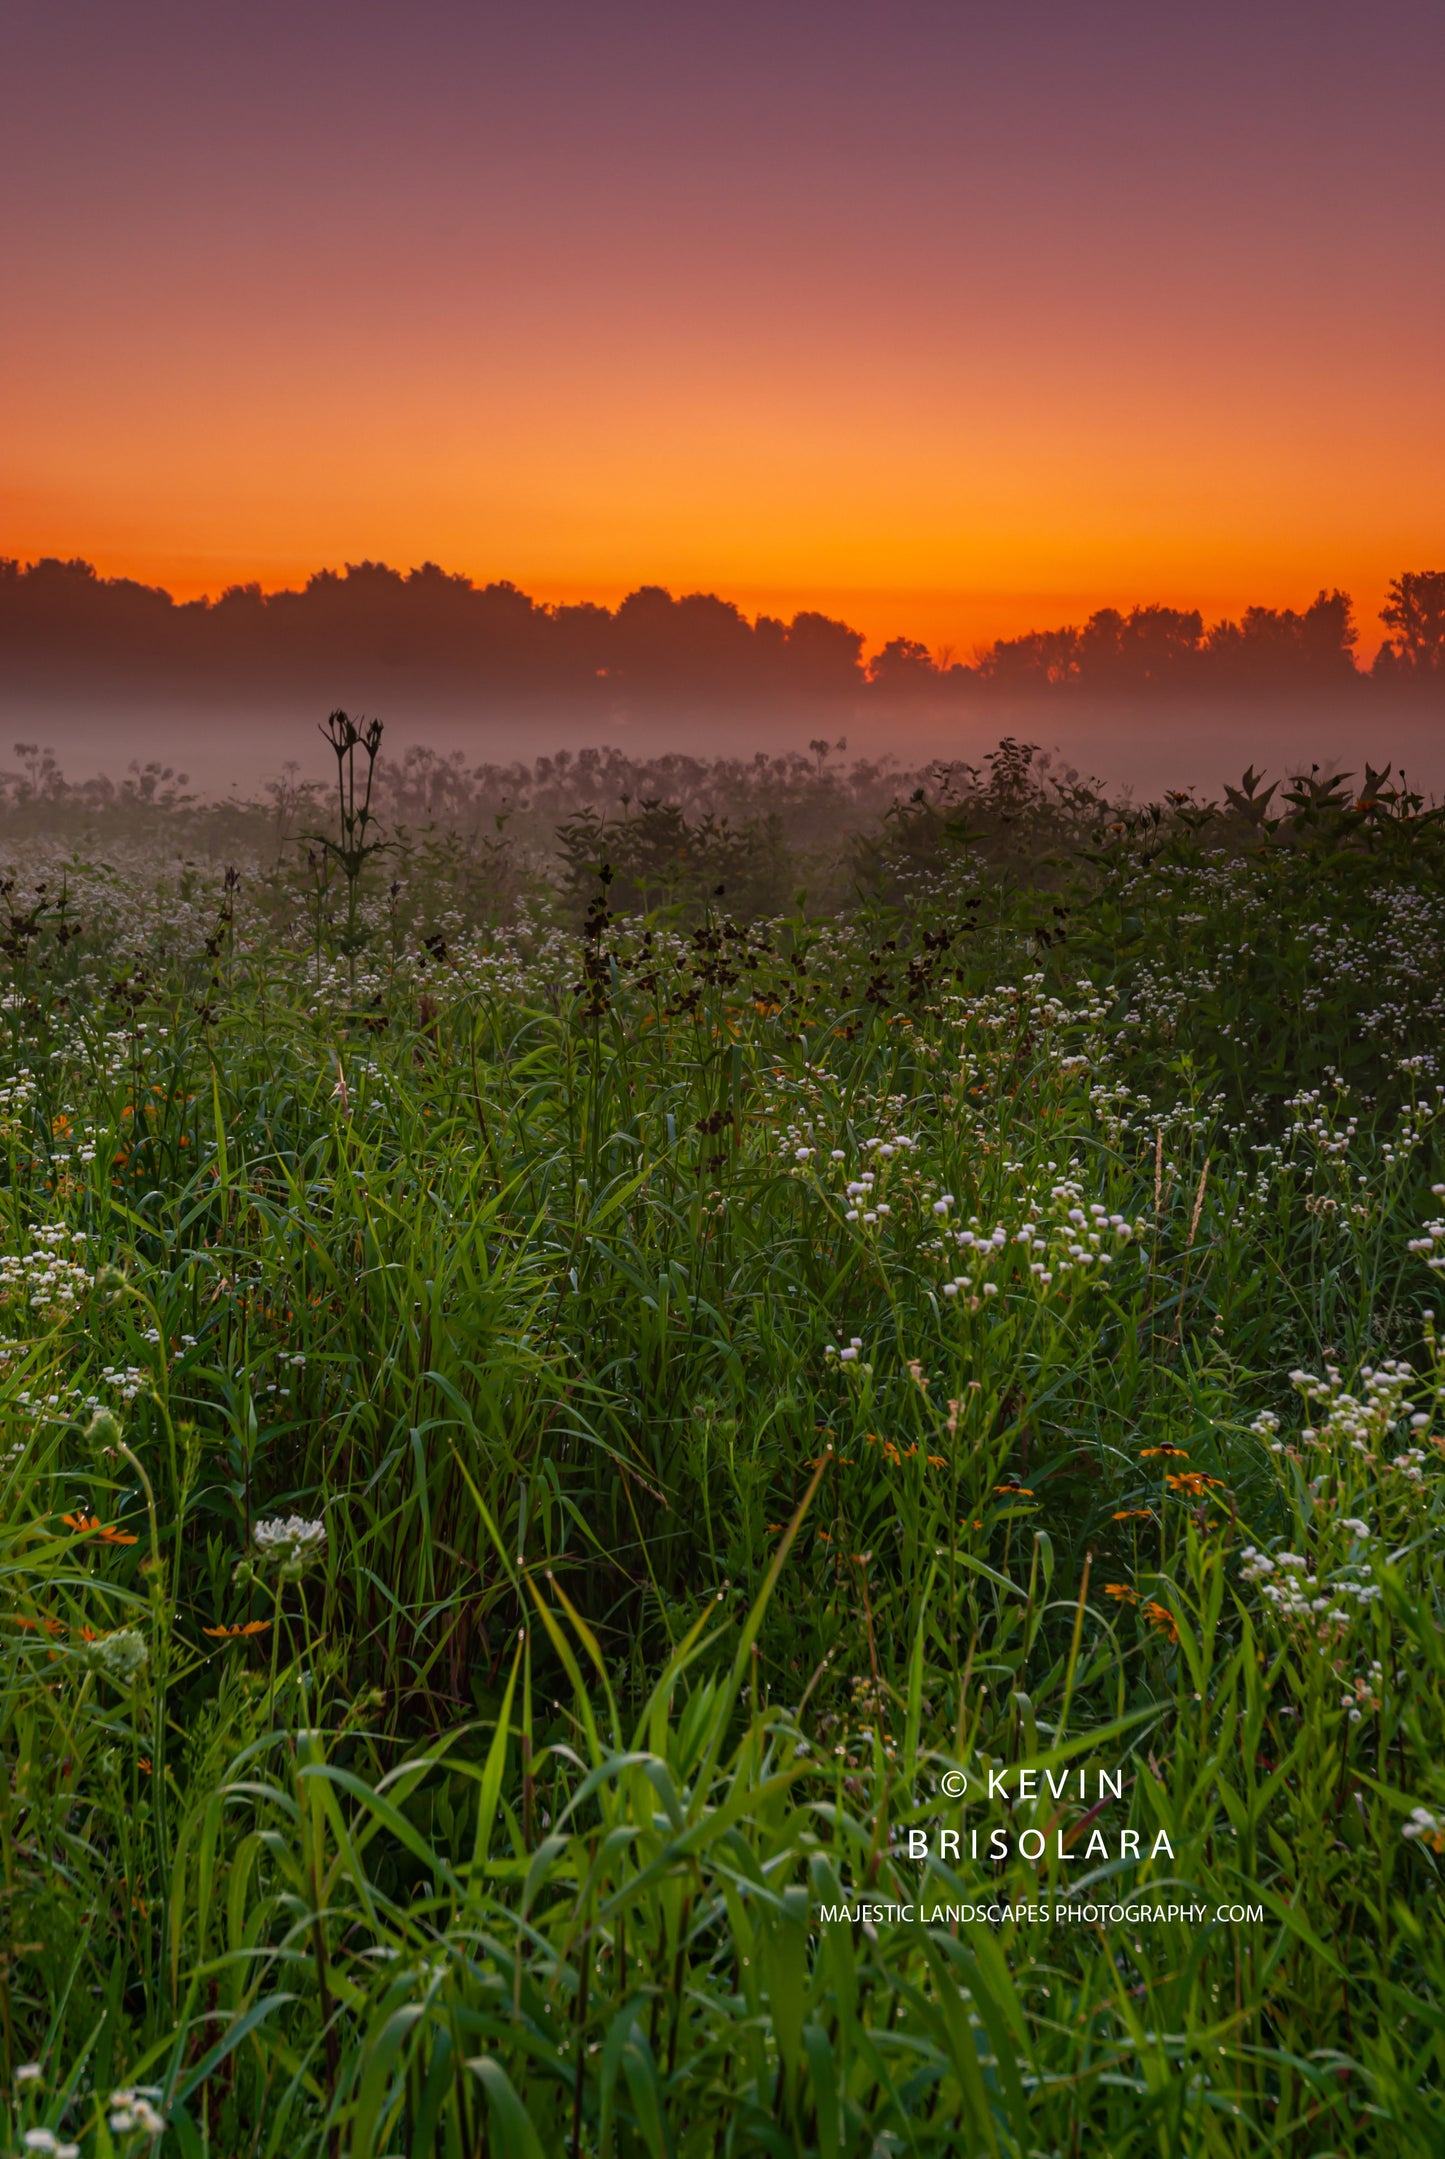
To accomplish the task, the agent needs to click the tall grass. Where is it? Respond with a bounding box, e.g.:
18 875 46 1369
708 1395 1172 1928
0 745 1443 2152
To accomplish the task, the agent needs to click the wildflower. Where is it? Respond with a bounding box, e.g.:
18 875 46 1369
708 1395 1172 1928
1112 1508 1152 1521
202 1619 269 1639
1165 1471 1224 1498
108 2089 166 2137
993 1482 1034 1496
14 2062 43 2086
1104 1583 1138 1604
1141 1445 1189 1460
60 1511 138 1545
83 1408 125 1466
86 1629 148 1683
1143 1600 1179 1642
1403 1807 1445 1853
252 1515 326 1578
23 2132 80 2158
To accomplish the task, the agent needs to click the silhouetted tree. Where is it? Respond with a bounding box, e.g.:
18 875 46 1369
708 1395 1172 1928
0 554 1427 714
1376 571 1445 677
1078 605 1204 689
975 624 1081 691
868 636 944 697
779 610 866 697
1205 588 1358 686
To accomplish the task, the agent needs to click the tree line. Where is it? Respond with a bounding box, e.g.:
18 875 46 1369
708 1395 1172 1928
2 556 1441 706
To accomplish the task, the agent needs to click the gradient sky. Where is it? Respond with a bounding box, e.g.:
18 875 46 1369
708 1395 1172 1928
4 0 1443 657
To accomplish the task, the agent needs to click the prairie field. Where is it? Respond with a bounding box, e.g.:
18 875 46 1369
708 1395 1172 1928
2 727 1444 2156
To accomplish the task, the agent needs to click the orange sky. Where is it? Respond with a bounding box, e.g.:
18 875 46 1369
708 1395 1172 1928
4 0 1442 662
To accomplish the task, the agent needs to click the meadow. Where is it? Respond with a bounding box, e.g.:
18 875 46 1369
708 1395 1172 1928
1 722 1444 2157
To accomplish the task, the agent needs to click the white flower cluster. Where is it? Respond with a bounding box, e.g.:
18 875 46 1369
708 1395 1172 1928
86 1629 149 1683
253 1514 327 1576
1288 1357 1427 1462
1237 1546 1376 1629
1406 1184 1445 1271
0 1226 90 1318
108 2087 167 2137
933 1186 1140 1301
21 2130 79 2157
0 1066 38 1137
1403 1806 1445 1851
97 1364 149 1402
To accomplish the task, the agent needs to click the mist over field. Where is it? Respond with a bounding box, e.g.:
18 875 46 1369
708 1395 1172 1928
3 689 1442 805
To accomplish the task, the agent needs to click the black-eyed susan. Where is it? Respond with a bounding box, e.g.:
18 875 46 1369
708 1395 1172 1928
1166 1471 1224 1497
61 1511 138 1546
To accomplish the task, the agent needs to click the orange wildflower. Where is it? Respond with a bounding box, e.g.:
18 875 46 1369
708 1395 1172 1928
61 1511 138 1545
1103 1583 1139 1604
1143 1600 1179 1642
203 1620 270 1639
993 1482 1034 1496
1112 1508 1153 1521
1165 1471 1224 1498
1141 1446 1190 1460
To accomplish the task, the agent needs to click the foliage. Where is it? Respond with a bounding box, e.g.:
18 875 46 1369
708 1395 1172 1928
1 742 1445 2152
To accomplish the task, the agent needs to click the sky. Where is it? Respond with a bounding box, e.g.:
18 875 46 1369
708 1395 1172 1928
4 0 1443 658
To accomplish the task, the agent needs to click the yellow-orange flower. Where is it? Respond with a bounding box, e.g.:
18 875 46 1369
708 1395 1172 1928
61 1511 138 1546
